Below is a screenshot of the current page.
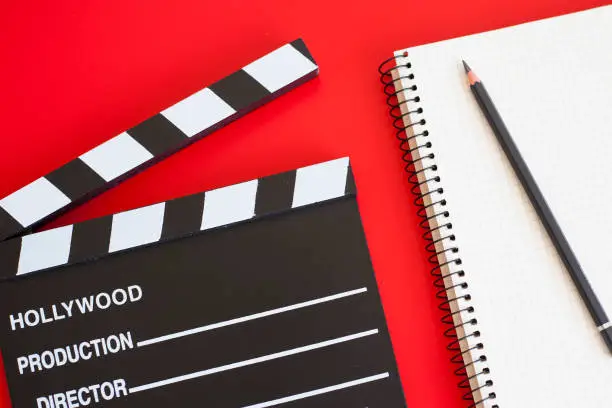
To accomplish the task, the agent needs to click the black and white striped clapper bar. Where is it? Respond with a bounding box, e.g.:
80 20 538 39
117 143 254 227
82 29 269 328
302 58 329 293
0 39 318 242
0 157 356 277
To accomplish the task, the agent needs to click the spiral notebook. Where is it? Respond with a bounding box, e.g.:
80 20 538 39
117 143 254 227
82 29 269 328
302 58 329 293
380 5 612 407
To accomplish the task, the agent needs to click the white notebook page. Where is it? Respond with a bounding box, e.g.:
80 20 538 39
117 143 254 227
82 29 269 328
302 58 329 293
393 6 612 407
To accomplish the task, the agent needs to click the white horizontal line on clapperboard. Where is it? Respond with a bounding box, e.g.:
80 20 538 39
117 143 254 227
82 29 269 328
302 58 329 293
241 372 390 408
136 287 368 347
128 328 379 394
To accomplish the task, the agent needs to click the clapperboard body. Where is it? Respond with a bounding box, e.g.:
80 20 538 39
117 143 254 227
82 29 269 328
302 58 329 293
0 40 406 408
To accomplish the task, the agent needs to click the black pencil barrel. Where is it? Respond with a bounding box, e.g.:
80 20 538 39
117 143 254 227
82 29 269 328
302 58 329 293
469 79 612 352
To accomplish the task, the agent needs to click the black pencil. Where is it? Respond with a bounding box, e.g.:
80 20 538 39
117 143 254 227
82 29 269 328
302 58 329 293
462 60 612 353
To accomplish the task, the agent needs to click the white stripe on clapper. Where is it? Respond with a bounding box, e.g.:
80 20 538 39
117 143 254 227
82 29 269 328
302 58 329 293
242 372 390 408
137 287 368 347
128 328 379 394
291 157 349 208
79 133 153 182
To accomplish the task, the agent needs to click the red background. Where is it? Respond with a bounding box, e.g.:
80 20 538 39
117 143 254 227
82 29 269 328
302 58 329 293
0 1 607 406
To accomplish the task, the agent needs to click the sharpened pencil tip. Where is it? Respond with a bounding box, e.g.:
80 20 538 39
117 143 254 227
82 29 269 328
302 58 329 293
463 60 480 85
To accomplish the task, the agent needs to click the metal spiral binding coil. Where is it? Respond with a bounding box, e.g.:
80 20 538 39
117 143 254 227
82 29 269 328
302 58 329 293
378 53 498 408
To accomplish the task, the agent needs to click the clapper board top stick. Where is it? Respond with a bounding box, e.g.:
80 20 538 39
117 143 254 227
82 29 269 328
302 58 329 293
0 39 318 242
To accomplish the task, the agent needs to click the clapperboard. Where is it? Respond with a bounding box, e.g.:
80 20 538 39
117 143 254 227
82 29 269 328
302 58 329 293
0 40 407 408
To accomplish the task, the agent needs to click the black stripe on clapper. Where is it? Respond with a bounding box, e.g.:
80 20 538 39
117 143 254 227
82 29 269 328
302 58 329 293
127 114 189 157
0 207 23 236
345 165 356 195
161 193 205 238
254 170 297 216
67 216 113 264
290 38 316 64
0 236 21 275
209 70 271 112
45 159 106 202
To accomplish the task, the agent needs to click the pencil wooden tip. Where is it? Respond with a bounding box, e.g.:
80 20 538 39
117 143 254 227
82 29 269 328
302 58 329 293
463 60 480 85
